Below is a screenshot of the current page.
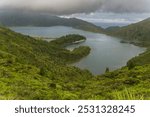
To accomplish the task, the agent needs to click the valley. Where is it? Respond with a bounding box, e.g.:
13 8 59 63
0 16 150 100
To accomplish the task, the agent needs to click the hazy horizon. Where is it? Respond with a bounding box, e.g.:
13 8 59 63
0 0 150 27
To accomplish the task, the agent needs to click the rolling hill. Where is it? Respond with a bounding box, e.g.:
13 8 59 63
106 18 150 68
107 18 150 46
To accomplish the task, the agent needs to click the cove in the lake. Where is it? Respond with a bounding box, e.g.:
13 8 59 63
10 26 146 75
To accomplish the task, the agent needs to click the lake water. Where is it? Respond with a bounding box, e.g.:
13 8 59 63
10 26 145 75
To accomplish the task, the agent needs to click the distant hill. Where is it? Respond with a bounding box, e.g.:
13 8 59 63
105 26 120 31
107 18 150 46
0 12 104 33
106 18 150 68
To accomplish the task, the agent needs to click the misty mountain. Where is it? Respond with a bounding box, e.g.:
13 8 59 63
105 26 120 31
0 12 104 33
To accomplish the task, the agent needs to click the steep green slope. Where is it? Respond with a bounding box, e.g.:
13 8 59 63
0 12 104 33
1 26 150 100
107 18 150 68
127 48 150 69
107 18 150 46
0 26 93 99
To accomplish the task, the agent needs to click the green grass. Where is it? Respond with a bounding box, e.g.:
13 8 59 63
114 88 144 100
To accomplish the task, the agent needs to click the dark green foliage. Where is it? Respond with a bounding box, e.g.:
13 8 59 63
127 60 136 69
105 67 109 73
123 78 140 85
49 34 90 63
50 34 86 47
39 67 48 76
127 48 150 67
71 46 91 59
107 18 150 47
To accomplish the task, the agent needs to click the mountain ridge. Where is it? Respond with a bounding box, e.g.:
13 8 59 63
107 17 150 46
106 17 150 68
0 12 104 33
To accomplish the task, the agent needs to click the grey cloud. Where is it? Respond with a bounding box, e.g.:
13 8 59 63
0 0 102 15
100 0 150 13
0 0 150 15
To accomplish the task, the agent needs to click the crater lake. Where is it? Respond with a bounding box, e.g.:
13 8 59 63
10 26 146 75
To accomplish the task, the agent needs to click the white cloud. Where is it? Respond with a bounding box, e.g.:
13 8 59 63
66 12 150 25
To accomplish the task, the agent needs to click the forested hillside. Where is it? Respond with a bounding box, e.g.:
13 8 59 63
1 26 150 100
106 18 150 69
107 18 150 46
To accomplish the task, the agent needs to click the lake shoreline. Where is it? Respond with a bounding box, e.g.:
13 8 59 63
10 26 145 75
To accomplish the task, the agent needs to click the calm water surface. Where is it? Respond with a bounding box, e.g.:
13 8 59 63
10 26 145 75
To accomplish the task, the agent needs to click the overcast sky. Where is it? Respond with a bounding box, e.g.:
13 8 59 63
0 0 150 27
0 0 150 14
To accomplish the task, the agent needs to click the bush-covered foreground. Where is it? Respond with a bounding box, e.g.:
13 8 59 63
0 26 150 100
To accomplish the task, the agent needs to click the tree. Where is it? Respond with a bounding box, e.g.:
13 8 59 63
105 67 109 73
39 67 47 76
127 60 135 70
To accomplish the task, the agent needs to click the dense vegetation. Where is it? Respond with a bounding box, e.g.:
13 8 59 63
50 34 86 46
1 25 150 100
107 18 150 46
106 18 150 69
0 26 93 99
